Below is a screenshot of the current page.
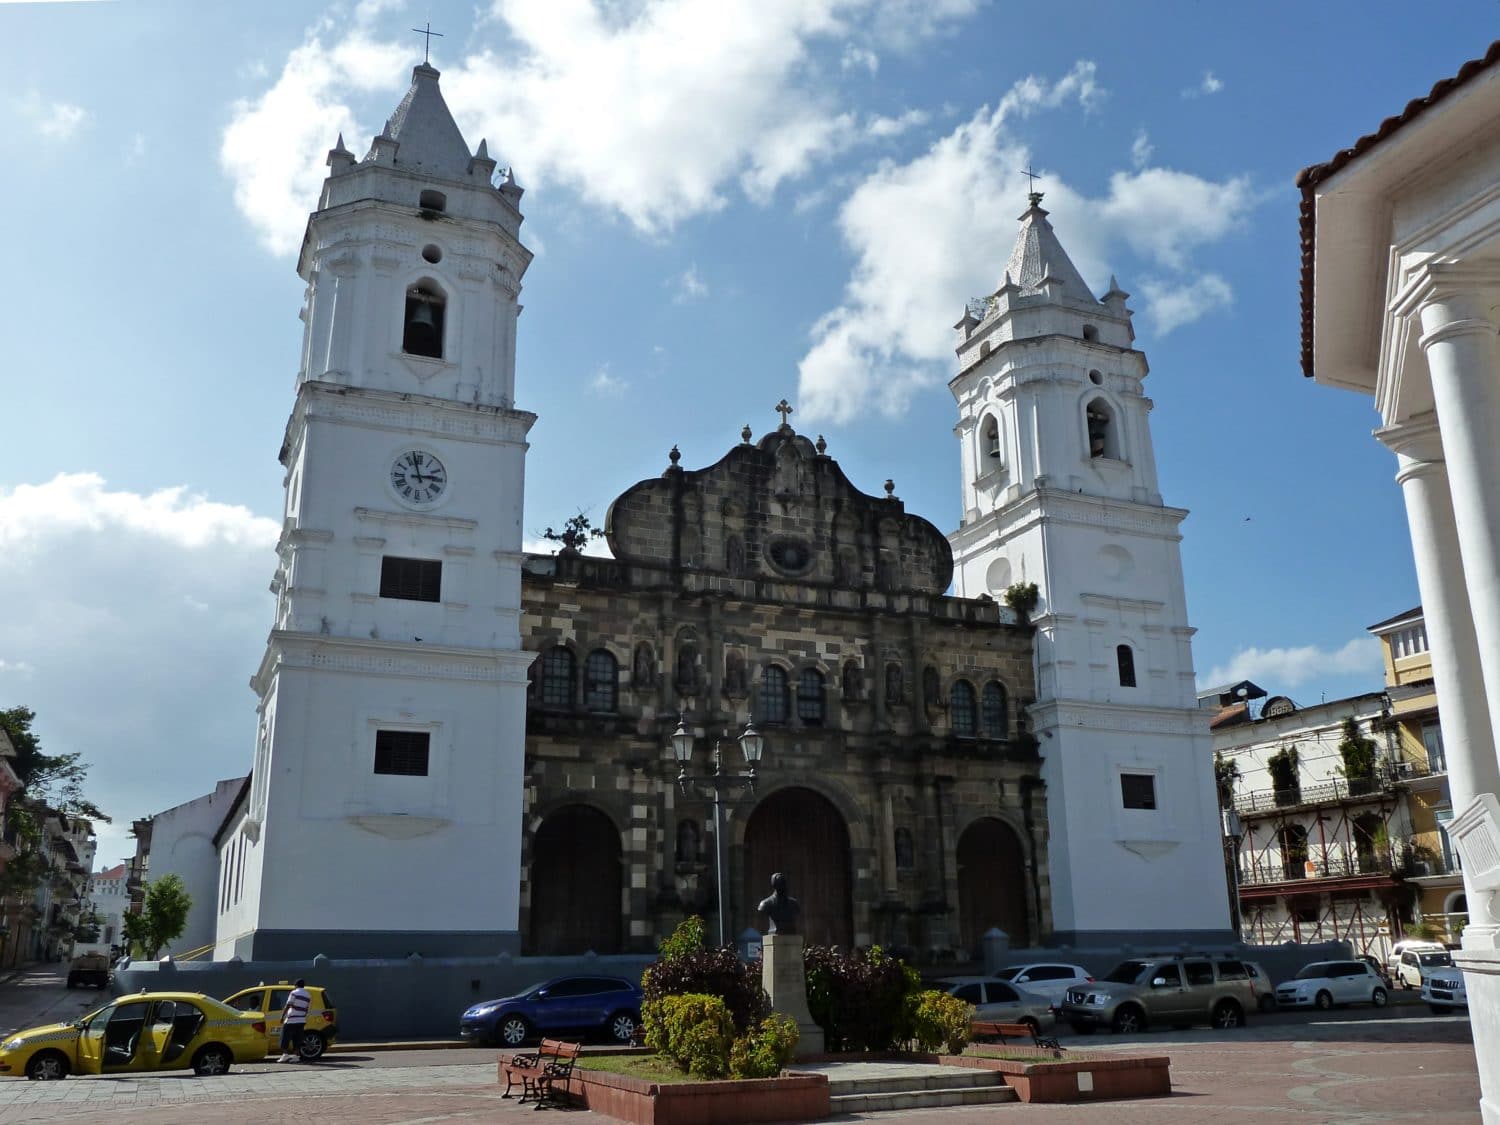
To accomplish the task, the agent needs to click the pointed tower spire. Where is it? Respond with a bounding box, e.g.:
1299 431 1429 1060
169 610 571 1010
1003 194 1099 305
368 63 474 179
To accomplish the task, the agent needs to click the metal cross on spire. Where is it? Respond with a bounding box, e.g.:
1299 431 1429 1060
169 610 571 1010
775 398 794 426
1020 163 1043 204
411 21 444 64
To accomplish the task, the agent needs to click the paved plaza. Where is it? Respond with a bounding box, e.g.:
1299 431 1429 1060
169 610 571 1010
0 965 1481 1123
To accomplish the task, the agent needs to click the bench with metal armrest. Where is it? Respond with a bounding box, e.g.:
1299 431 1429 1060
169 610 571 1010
498 1037 582 1107
970 1019 1062 1052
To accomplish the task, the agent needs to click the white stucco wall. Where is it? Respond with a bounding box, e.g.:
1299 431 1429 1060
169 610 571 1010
145 778 246 956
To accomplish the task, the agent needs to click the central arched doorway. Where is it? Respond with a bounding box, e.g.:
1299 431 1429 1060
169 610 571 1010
743 787 852 947
528 804 622 955
955 817 1030 955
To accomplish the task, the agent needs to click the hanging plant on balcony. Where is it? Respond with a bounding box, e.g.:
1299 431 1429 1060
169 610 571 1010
1214 753 1241 808
1267 745 1299 804
1336 718 1379 787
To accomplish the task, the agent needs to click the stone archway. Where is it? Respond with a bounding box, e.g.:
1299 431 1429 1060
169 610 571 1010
743 788 853 947
956 817 1030 955
528 804 622 955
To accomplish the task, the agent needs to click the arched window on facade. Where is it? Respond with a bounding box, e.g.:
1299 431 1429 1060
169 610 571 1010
584 649 618 712
950 680 977 738
981 681 1008 739
797 668 826 727
1116 643 1137 688
761 665 790 725
982 415 1001 461
540 646 575 709
403 282 447 358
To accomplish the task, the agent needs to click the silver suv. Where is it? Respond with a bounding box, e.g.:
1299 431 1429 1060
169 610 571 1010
1059 956 1259 1034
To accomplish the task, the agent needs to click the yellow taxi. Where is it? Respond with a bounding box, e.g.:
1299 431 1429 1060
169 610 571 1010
222 982 339 1059
0 991 267 1080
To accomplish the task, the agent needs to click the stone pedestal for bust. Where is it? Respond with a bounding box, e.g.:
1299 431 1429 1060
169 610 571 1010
761 933 824 1058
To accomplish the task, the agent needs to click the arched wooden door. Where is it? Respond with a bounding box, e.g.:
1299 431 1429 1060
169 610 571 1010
743 788 852 947
528 805 622 955
956 818 1029 955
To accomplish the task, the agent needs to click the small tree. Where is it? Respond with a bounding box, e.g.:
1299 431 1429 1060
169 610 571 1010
542 511 605 555
1003 582 1039 620
1336 717 1379 784
123 874 192 958
1214 753 1241 808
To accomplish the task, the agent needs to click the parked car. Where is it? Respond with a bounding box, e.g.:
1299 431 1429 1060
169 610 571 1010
223 982 339 1060
1059 956 1257 1034
991 963 1093 1007
934 977 1055 1035
460 975 644 1047
1421 966 1468 1014
1355 954 1393 989
1387 939 1446 985
1274 960 1389 1010
1244 961 1278 1011
1395 947 1453 990
0 992 266 1080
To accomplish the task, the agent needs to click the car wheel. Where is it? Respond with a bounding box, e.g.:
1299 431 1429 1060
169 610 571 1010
1371 987 1388 1008
1069 1022 1095 1035
1212 1000 1243 1030
1112 1006 1145 1034
1429 1003 1451 1015
607 1010 639 1045
26 1051 69 1081
498 1015 531 1048
192 1044 232 1076
1258 994 1277 1013
298 1030 327 1060
1314 991 1333 1011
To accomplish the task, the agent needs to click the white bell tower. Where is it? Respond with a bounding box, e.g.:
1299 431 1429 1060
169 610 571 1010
948 194 1230 945
215 63 537 959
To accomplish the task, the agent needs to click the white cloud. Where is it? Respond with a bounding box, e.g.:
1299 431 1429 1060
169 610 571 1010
1183 70 1224 98
222 1 983 249
1130 129 1152 169
1138 273 1233 334
672 266 709 303
220 29 409 254
0 474 279 877
1204 637 1385 691
841 45 879 74
19 91 87 140
796 62 1254 423
866 108 929 139
590 364 628 395
124 132 147 163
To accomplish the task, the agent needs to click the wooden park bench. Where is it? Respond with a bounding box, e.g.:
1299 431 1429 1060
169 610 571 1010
499 1037 582 1107
970 1019 1062 1052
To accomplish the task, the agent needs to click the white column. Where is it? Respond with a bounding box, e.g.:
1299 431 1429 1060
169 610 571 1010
1379 418 1500 823
1417 287 1500 754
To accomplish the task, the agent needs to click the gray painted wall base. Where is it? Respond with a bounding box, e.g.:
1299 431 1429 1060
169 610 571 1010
233 928 524 961
115 951 653 1040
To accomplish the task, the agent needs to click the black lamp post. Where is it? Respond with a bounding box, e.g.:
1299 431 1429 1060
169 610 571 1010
671 716 765 950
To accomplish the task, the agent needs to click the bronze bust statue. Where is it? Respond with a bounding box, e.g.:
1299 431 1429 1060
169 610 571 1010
757 871 801 935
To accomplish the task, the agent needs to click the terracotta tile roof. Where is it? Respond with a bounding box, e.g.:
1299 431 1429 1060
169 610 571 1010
1296 40 1500 378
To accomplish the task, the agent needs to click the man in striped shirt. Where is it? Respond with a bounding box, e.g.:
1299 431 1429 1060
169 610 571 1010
278 979 313 1062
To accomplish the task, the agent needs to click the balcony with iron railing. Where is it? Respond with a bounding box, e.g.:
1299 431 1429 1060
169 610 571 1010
1237 836 1458 889
1231 762 1429 817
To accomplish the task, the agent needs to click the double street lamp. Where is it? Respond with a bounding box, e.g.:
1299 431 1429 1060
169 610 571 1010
671 717 765 950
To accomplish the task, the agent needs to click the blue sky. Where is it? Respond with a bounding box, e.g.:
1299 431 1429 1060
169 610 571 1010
3 0 1495 868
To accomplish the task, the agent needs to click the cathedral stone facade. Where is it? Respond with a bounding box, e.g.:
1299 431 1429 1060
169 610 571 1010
519 423 1047 957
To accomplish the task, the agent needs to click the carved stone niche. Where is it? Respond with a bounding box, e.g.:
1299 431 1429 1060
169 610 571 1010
723 648 749 699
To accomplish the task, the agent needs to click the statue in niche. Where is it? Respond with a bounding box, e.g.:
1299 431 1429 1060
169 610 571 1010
723 649 748 698
885 662 904 706
842 660 863 702
772 443 809 499
676 645 700 692
633 642 655 688
726 535 745 576
894 827 915 870
923 666 941 709
676 819 701 864
834 550 857 587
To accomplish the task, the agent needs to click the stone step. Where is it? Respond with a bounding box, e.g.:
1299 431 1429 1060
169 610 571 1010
826 1068 1003 1095
830 1085 1020 1113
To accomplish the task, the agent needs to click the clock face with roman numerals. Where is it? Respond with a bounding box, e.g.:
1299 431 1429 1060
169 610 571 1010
389 449 448 508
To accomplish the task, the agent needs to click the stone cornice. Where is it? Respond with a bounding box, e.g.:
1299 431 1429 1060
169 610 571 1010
252 631 534 695
282 383 536 461
353 507 479 533
1028 698 1209 737
950 486 1186 549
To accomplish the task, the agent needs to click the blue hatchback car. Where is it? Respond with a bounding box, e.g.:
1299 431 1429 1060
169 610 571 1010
460 975 644 1047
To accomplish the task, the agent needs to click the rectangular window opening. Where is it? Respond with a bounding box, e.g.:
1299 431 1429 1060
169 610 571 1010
380 556 442 602
1120 772 1157 810
375 729 431 776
